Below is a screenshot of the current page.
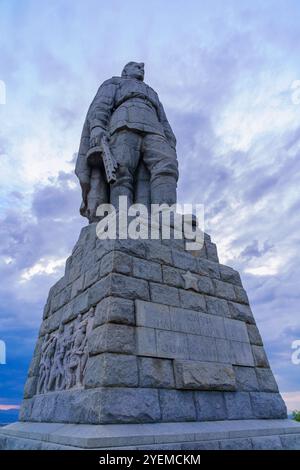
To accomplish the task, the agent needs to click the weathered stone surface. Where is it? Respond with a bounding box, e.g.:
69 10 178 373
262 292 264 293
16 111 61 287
197 275 214 295
145 242 172 265
252 345 270 368
133 257 162 282
136 300 227 339
2 420 300 450
29 393 60 423
231 341 254 366
48 393 84 424
49 276 66 299
251 436 282 450
70 274 85 299
40 307 64 334
109 273 150 301
136 300 171 330
170 307 225 338
51 285 72 312
96 239 146 261
84 353 138 388
161 235 185 251
247 324 263 346
162 265 185 288
215 338 233 363
100 388 161 424
27 388 162 425
234 366 259 391
256 368 278 392
96 240 115 261
182 440 220 450
67 260 82 284
228 301 255 324
89 273 150 307
150 283 180 307
88 324 135 355
197 258 220 279
87 276 111 307
280 434 300 450
187 335 218 362
28 337 43 377
225 392 253 420
139 357 175 388
205 242 219 262
62 291 90 323
136 327 157 356
220 438 252 450
114 239 147 259
234 286 249 304
194 391 227 421
156 330 189 359
205 297 230 317
213 280 236 301
179 290 206 311
42 299 52 321
174 360 236 391
219 265 242 286
159 390 196 421
94 297 135 326
23 376 38 399
250 392 287 419
19 399 33 421
171 249 198 272
81 252 97 274
224 318 249 343
100 251 132 277
83 263 101 289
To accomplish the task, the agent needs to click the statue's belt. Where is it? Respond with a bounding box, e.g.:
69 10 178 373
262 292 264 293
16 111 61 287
113 95 157 112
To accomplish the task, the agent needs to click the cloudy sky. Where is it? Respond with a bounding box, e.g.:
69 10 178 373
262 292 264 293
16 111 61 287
0 0 300 412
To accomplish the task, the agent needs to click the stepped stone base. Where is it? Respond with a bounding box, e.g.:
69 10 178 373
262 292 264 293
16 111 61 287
1 420 300 450
6 221 290 449
17 222 287 427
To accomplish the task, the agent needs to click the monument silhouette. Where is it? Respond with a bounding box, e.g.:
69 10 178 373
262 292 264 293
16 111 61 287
1 63 299 450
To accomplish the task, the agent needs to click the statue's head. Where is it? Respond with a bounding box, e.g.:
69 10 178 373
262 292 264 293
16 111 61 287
122 62 145 81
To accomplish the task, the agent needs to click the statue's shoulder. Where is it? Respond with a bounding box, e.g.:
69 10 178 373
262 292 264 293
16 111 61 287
144 82 159 99
100 76 122 87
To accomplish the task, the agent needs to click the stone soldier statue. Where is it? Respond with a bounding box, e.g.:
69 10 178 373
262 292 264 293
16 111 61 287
47 325 67 391
68 319 88 388
64 323 75 389
37 334 57 394
76 62 179 222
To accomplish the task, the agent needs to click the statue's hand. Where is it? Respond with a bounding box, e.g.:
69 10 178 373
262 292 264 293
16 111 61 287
90 127 106 148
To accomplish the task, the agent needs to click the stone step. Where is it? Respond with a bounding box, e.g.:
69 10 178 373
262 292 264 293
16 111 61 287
1 419 300 450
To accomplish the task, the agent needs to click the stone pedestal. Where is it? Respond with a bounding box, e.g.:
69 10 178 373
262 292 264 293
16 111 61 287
1 222 297 449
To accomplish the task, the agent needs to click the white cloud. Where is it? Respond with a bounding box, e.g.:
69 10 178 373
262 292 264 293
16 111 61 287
20 257 66 282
